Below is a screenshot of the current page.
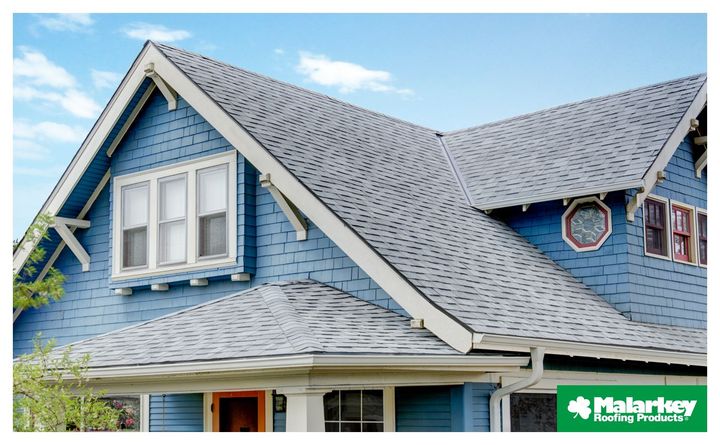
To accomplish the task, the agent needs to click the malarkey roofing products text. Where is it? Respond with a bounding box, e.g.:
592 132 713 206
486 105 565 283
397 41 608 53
557 385 706 432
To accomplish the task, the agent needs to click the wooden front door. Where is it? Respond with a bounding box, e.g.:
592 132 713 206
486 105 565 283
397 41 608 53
212 391 266 432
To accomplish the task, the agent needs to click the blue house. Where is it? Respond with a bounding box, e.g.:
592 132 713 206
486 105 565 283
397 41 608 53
13 42 706 432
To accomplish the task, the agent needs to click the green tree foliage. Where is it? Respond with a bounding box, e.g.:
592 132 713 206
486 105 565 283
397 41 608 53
13 335 122 432
13 214 65 311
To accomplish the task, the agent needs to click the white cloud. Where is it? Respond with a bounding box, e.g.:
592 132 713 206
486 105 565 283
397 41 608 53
123 23 191 42
91 69 121 89
14 85 101 119
274 48 285 55
14 47 76 88
36 13 94 32
296 52 413 95
14 121 87 143
12 139 49 161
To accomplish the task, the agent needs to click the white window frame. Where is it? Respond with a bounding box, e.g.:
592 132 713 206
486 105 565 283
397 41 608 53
669 199 697 266
112 151 237 280
157 173 188 266
696 207 707 268
642 194 672 261
323 387 391 432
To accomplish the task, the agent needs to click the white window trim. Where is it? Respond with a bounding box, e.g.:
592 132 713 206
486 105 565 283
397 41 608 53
112 151 237 280
642 194 673 261
696 207 707 268
561 196 613 252
669 199 698 266
322 387 392 432
157 173 188 266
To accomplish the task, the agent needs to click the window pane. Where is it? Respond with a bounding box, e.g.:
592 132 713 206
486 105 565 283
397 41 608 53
123 227 147 268
198 165 227 214
159 221 186 264
325 422 339 432
362 390 383 421
510 393 557 432
340 422 361 432
122 184 148 228
199 213 227 257
160 176 186 221
362 423 383 432
324 391 340 421
340 391 361 421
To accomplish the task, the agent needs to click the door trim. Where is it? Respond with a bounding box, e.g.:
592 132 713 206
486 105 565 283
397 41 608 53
212 391 266 432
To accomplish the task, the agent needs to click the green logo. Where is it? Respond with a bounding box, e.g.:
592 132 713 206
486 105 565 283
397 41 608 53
557 385 706 432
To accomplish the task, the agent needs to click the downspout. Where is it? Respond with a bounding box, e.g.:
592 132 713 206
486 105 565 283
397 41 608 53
489 347 545 432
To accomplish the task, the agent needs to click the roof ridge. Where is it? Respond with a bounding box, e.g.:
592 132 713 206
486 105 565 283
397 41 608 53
151 41 439 134
49 281 311 353
258 283 325 353
442 72 707 136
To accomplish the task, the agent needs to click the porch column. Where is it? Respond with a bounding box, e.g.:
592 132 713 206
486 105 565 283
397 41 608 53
278 387 330 432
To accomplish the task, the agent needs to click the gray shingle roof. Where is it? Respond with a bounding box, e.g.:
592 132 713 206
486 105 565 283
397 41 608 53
443 74 706 209
155 43 705 354
59 281 459 368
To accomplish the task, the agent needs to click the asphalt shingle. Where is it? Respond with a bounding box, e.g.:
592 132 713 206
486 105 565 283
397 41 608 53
153 43 705 354
59 280 459 367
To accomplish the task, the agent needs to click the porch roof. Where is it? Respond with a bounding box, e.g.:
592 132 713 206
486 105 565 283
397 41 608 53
56 280 461 368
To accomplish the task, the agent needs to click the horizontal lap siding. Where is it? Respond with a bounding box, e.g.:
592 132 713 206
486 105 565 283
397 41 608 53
149 394 204 432
395 386 456 432
273 411 286 432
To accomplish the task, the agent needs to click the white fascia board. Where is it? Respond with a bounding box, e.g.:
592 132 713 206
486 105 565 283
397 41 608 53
81 354 530 380
13 45 153 274
474 179 644 212
146 44 475 352
626 82 707 221
473 333 706 367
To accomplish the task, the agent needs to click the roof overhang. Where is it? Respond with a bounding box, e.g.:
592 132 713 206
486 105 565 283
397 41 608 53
473 333 706 367
54 354 529 394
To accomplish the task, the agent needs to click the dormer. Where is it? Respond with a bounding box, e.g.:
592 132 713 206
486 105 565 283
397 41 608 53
442 75 707 328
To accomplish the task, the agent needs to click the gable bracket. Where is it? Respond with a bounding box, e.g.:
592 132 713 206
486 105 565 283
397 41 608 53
259 173 308 241
51 218 92 272
625 82 707 222
144 63 177 111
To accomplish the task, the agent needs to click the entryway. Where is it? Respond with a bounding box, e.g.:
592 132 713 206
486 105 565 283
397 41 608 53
212 391 266 432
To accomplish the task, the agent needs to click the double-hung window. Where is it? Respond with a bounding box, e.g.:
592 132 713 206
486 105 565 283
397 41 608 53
113 151 237 279
671 203 695 263
697 211 707 266
643 197 669 258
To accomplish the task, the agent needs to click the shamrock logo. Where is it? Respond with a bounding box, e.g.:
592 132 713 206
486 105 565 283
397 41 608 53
567 396 592 420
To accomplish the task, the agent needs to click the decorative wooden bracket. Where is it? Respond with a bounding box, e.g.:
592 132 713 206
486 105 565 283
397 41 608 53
51 217 91 272
144 63 177 111
259 173 308 241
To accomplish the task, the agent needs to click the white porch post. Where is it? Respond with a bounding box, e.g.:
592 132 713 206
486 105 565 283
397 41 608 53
278 387 330 432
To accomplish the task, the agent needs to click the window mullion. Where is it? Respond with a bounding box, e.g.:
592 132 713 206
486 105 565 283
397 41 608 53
148 180 158 269
187 169 197 264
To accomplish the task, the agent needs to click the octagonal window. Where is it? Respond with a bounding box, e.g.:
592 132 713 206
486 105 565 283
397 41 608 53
562 197 612 251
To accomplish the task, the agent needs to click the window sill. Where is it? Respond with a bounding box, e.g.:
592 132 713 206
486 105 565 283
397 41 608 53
111 257 237 282
643 251 672 261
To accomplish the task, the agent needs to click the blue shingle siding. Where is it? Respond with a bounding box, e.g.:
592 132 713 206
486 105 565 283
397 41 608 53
13 93 397 355
624 137 706 328
149 393 204 432
501 137 706 328
395 386 464 432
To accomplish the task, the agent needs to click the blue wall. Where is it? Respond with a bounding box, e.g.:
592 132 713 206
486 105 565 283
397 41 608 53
395 383 494 432
13 93 399 355
273 411 286 432
500 137 706 328
149 393 204 432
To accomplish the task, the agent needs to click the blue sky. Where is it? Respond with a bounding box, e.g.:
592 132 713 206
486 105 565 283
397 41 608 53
12 13 706 238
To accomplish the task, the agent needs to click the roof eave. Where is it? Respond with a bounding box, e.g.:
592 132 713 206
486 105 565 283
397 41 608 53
473 179 645 211
473 333 706 367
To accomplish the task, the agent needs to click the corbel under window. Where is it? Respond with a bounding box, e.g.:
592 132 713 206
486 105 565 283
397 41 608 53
259 173 308 241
